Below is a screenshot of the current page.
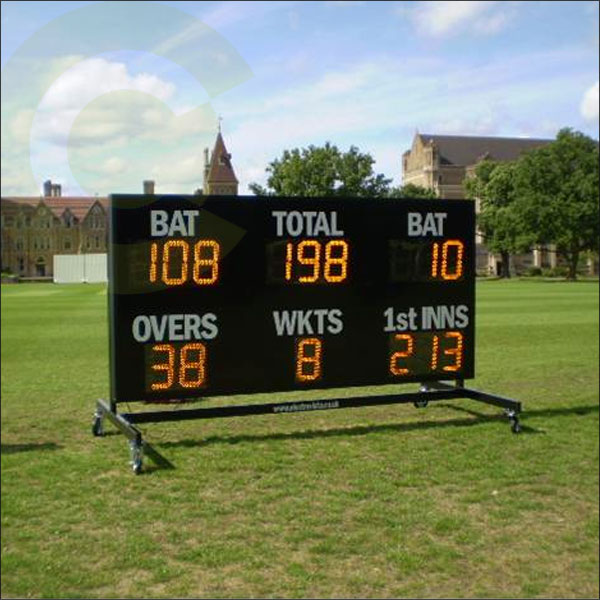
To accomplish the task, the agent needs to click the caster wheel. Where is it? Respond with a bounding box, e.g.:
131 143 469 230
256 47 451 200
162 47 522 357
414 400 429 408
92 415 104 437
130 440 144 474
511 420 522 434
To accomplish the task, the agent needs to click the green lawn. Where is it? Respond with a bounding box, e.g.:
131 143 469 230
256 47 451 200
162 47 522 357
1 280 598 598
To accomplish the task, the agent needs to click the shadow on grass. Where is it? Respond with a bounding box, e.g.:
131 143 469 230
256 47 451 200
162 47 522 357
443 402 599 421
155 402 598 450
1 442 62 454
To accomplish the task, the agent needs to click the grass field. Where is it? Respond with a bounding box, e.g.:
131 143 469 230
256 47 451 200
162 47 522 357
1 279 598 598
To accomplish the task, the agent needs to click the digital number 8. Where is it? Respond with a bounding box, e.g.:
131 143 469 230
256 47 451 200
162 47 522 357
324 240 348 282
295 337 322 382
193 240 219 285
179 343 207 387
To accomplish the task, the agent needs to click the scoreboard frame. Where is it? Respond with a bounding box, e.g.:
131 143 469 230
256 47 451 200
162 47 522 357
93 194 522 474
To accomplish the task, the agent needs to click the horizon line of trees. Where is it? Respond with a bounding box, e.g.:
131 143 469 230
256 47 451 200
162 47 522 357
249 128 599 280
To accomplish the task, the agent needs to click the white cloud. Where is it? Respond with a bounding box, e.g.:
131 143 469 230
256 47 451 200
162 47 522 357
431 115 500 136
9 109 36 145
408 1 515 38
152 21 212 56
98 157 128 175
23 57 217 196
262 62 386 111
199 1 296 31
30 57 178 149
39 57 175 112
148 154 205 191
580 81 599 121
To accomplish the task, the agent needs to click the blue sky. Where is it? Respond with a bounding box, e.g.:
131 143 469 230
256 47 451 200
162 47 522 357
1 0 598 196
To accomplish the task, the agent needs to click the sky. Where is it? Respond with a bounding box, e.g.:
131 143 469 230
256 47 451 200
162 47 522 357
1 0 599 197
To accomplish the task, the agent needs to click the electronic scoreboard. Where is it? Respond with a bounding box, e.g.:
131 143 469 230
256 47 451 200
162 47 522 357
108 195 475 403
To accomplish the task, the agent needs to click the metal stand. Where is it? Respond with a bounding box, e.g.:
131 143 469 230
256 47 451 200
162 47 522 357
93 380 522 474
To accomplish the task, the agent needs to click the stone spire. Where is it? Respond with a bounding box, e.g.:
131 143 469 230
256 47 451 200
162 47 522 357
202 129 238 196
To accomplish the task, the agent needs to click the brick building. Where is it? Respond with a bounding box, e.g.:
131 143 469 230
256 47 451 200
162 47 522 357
1 188 109 278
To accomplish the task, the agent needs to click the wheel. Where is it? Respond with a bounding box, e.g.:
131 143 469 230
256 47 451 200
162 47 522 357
92 415 104 437
130 440 144 474
510 419 522 434
414 400 429 409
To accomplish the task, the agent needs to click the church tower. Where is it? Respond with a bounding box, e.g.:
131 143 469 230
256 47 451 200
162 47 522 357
202 128 238 195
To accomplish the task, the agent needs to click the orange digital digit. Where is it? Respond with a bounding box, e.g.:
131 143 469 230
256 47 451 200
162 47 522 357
162 240 189 286
149 242 158 283
441 240 464 281
297 240 321 283
389 333 414 376
324 240 349 283
296 337 322 381
192 240 220 285
151 344 175 390
285 242 294 281
431 242 440 278
179 342 207 387
442 331 463 372
430 334 440 370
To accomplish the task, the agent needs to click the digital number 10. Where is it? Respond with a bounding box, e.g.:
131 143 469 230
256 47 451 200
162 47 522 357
430 240 464 280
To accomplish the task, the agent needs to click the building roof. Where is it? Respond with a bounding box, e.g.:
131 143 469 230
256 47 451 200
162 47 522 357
206 132 238 184
418 133 553 166
1 196 108 221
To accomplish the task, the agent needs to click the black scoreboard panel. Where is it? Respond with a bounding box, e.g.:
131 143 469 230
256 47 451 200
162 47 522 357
109 195 475 403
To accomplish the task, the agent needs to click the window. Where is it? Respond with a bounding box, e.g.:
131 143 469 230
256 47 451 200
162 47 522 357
64 239 72 250
16 239 24 251
95 236 100 249
35 257 46 277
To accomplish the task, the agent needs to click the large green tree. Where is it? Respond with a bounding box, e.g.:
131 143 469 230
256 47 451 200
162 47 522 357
249 142 392 197
512 128 599 280
388 183 437 199
465 159 528 278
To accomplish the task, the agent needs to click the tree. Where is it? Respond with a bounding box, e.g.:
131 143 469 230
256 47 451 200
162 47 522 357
249 142 392 197
465 159 528 278
513 128 599 280
388 183 437 199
